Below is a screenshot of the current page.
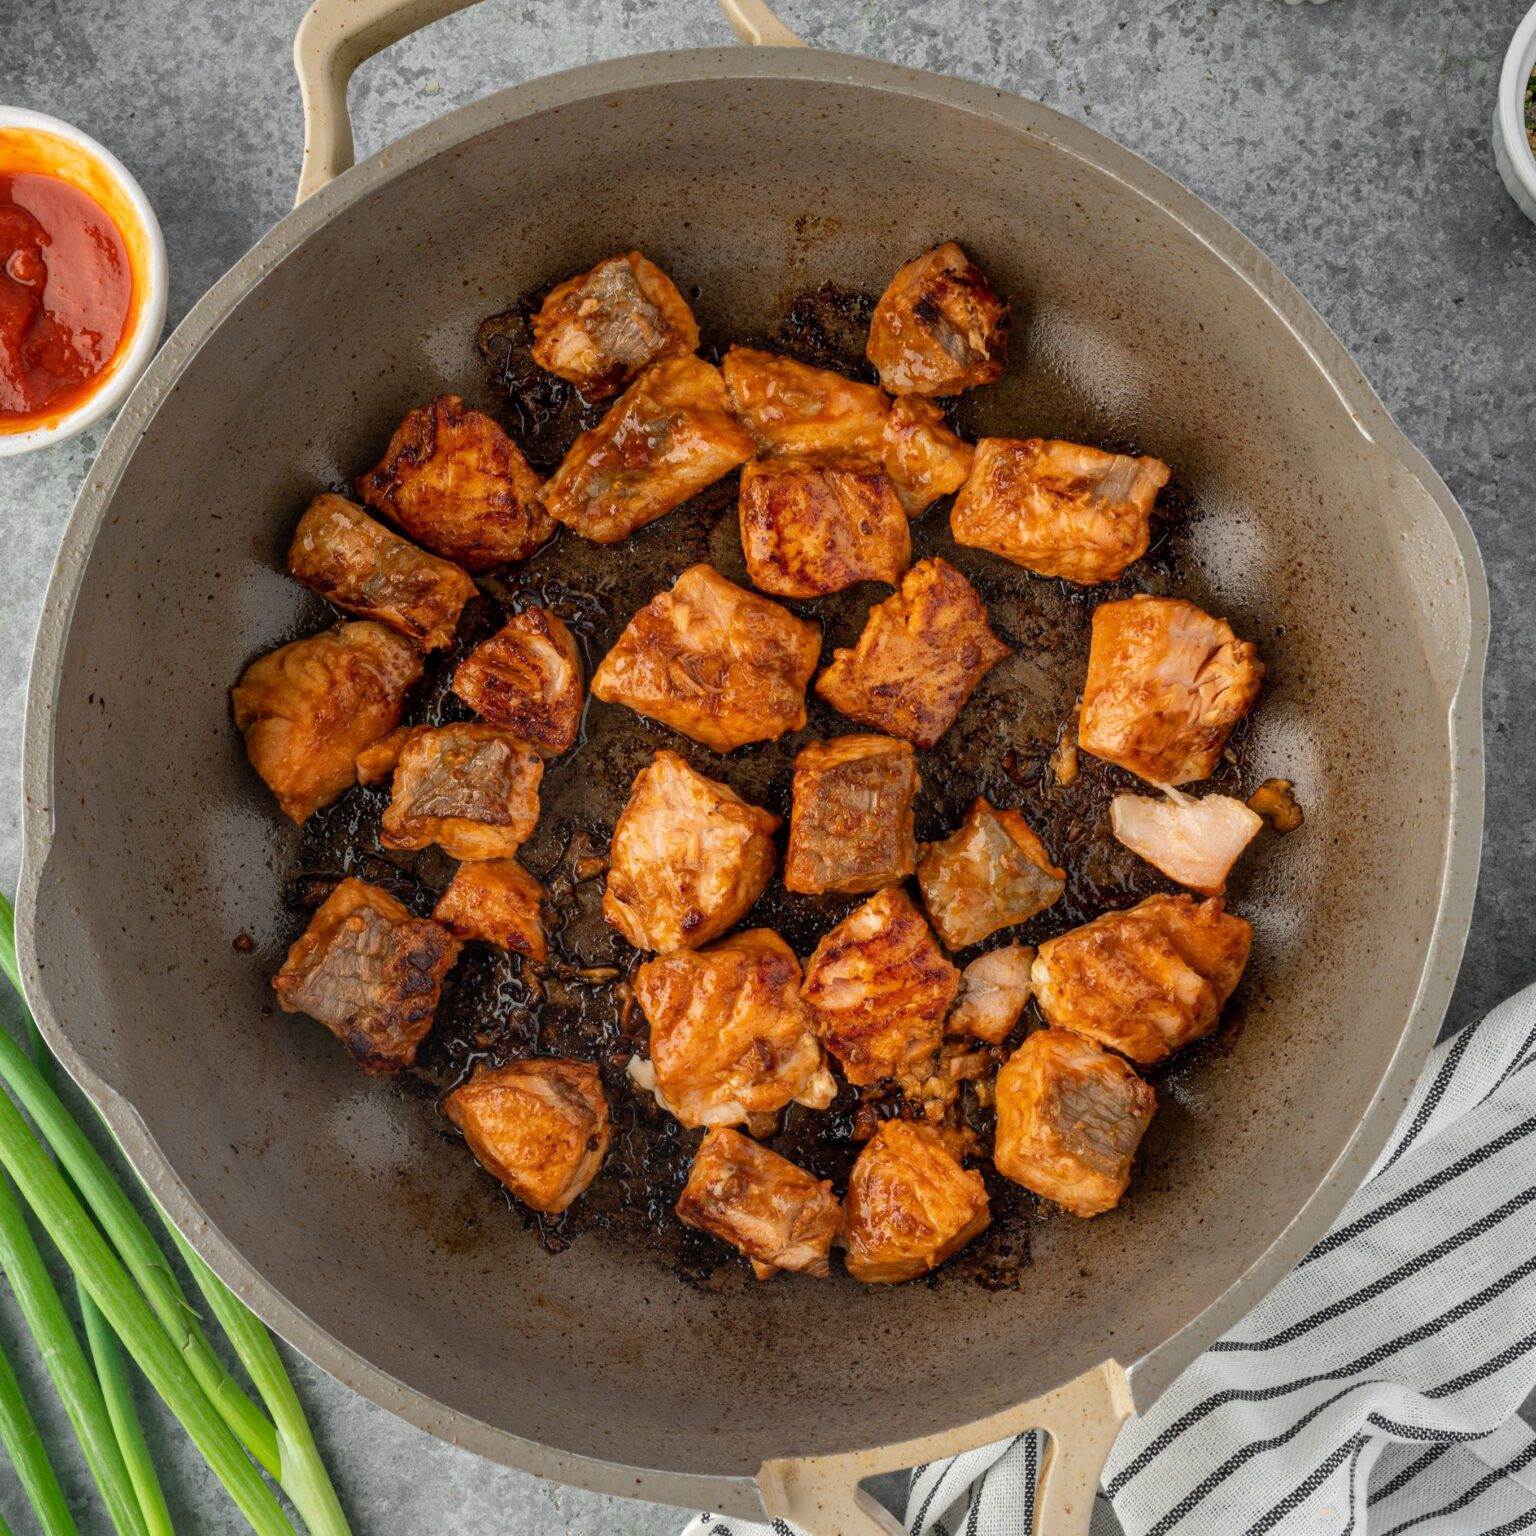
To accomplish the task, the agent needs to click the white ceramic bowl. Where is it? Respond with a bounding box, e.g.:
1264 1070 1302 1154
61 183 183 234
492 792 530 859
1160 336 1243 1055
0 107 168 457
1494 3 1536 226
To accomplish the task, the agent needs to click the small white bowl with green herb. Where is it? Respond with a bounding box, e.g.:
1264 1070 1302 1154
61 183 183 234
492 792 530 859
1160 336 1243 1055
1495 2 1536 224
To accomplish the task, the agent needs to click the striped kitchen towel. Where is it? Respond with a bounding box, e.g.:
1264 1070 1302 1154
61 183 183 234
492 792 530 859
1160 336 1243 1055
684 982 1536 1536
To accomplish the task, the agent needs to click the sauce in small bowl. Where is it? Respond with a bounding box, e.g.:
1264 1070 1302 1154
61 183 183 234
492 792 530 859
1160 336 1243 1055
0 111 166 454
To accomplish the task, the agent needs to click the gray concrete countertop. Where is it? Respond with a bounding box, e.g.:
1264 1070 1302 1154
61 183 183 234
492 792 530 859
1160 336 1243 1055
2 2 1533 1532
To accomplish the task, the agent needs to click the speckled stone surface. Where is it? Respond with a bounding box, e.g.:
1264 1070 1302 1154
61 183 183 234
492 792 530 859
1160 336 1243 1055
1 2 1533 1532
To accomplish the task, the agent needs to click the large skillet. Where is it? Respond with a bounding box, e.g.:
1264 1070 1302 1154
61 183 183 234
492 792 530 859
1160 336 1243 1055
15 1 1487 1531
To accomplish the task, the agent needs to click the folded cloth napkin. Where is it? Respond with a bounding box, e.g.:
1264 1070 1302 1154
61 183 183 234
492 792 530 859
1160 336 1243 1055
684 983 1536 1536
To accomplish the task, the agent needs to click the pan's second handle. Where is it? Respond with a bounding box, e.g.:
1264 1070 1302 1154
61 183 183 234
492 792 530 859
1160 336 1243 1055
717 0 805 46
293 0 482 204
757 1360 1133 1536
293 0 806 206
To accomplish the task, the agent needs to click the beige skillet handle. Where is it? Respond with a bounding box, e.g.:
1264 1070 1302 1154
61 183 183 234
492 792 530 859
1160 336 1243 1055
717 0 805 47
293 0 482 204
757 1360 1133 1536
293 0 805 205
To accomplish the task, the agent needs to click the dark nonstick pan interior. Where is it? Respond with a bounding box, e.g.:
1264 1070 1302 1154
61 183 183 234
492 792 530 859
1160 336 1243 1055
20 52 1482 1493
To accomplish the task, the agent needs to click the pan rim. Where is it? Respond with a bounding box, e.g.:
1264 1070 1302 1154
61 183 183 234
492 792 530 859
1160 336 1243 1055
15 44 1488 1513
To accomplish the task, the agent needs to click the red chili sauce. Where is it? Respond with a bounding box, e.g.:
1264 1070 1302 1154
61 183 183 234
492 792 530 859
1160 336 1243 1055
0 170 134 429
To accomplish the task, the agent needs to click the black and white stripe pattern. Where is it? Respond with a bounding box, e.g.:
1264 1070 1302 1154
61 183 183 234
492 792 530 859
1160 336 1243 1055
683 986 1536 1536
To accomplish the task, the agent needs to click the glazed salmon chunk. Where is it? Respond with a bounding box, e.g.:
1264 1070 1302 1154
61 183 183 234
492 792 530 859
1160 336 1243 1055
721 345 890 460
590 564 821 752
357 395 551 572
676 1128 842 1280
274 878 460 1073
450 606 584 758
287 494 476 651
631 931 835 1128
916 798 1065 951
1031 893 1252 1065
783 734 919 896
530 251 699 398
1110 790 1263 895
354 725 414 786
738 458 910 598
950 438 1171 584
432 858 548 963
993 1028 1156 1217
379 723 542 860
801 887 959 1085
443 1059 610 1214
842 1120 990 1283
540 355 756 543
815 558 1009 747
232 621 423 822
882 395 975 515
1079 595 1265 786
949 943 1035 1045
604 749 779 953
866 242 1010 397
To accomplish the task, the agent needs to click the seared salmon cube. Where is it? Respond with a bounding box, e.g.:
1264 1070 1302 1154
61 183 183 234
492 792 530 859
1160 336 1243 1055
993 1028 1156 1217
232 621 423 823
738 458 910 598
450 606 584 758
1110 790 1263 895
842 1120 990 1282
1079 594 1264 786
354 725 415 786
815 557 1009 748
801 886 959 1085
443 1059 610 1214
274 878 460 1073
433 858 548 963
866 242 1009 397
379 724 542 861
603 749 779 953
783 734 919 897
949 943 1035 1045
882 395 975 515
590 564 821 753
721 345 890 461
676 1127 841 1279
357 395 551 573
287 494 476 651
530 251 699 399
916 798 1064 951
1031 893 1252 1065
540 355 756 544
631 930 835 1128
950 437 1170 585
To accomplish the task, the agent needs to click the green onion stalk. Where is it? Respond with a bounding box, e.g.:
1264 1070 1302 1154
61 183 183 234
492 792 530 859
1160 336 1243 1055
0 894 351 1535
0 1326 76 1536
0 1085 294 1534
19 1002 176 1536
0 1167 146 1536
